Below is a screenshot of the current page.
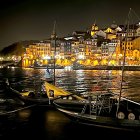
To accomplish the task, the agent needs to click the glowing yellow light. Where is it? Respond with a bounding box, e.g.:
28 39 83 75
93 60 99 66
78 55 84 59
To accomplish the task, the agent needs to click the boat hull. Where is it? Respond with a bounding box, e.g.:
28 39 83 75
18 96 51 105
53 99 88 112
57 108 140 130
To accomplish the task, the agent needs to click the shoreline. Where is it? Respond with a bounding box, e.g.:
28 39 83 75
1 61 140 71
73 65 140 71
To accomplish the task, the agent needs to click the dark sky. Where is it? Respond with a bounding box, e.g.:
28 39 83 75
0 0 140 50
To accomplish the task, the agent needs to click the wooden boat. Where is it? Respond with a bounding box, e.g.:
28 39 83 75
55 92 140 130
0 80 38 116
53 97 88 112
11 89 50 105
44 81 85 105
5 77 84 106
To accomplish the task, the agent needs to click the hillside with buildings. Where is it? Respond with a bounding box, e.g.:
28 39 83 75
1 21 140 67
0 40 40 56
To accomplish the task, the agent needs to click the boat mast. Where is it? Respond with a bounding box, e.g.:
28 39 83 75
52 21 57 85
116 8 131 117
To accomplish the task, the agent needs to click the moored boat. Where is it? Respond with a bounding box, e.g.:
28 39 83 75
5 78 85 106
54 91 140 130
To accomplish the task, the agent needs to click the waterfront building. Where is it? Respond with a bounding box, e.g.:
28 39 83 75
23 41 51 67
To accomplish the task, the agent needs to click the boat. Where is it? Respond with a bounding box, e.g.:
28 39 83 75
3 78 50 105
53 97 88 112
44 81 85 105
4 75 85 107
53 8 140 130
0 79 38 116
56 92 140 130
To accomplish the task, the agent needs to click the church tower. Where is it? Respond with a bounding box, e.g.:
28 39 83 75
91 23 99 36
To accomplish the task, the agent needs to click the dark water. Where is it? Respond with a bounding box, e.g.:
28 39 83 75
0 67 140 139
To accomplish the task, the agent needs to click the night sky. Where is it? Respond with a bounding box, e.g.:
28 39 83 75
0 0 140 50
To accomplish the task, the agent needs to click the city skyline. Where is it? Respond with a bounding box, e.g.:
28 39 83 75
0 0 140 50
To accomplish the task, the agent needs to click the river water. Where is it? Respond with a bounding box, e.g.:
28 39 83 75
0 67 140 139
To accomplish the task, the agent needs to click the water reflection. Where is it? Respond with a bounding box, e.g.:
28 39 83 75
1 67 140 102
45 109 71 139
18 109 31 121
